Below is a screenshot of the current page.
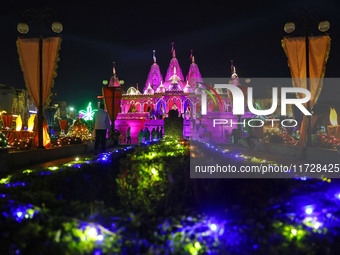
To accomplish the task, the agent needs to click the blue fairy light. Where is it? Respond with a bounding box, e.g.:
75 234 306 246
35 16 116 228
335 192 340 200
305 205 314 215
97 234 104 242
209 223 218 232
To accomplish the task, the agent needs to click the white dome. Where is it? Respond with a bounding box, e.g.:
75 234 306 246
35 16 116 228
156 82 166 93
183 81 191 93
126 87 137 95
144 83 154 95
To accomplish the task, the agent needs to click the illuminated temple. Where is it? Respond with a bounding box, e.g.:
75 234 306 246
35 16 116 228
112 45 249 143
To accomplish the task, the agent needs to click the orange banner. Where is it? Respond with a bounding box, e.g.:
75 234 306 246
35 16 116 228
59 120 68 130
282 35 331 155
102 86 123 123
17 37 62 108
2 114 12 129
282 35 331 107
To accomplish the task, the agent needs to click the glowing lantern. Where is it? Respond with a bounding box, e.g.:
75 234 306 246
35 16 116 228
15 115 22 131
27 114 36 132
329 108 338 126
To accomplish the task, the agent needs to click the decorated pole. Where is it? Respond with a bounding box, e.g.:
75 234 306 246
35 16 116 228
103 62 123 135
16 9 62 149
282 7 331 157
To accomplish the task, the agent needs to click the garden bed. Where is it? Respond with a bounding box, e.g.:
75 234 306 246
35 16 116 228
0 138 340 254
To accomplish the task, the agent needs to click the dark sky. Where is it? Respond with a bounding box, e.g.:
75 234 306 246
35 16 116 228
1 0 340 111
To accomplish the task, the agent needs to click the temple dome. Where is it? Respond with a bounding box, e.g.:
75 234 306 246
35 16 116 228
125 86 141 95
156 82 166 93
163 45 185 90
126 87 137 95
186 55 203 90
144 83 154 95
183 81 191 93
145 50 163 91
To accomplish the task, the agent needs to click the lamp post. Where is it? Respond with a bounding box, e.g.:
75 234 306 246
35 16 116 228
284 7 330 146
17 9 63 149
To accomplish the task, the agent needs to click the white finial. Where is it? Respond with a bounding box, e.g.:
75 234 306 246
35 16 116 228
112 61 116 75
153 50 156 63
190 49 194 63
174 66 177 75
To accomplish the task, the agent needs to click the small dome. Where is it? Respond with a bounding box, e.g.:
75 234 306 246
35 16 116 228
169 80 181 91
144 83 154 95
183 81 191 93
126 87 137 95
156 82 166 93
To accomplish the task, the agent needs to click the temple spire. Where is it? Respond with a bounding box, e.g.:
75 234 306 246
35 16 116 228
113 61 116 75
190 49 195 63
109 61 120 87
171 42 176 58
153 50 156 63
230 60 237 76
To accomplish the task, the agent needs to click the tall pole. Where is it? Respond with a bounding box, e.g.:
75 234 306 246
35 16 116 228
37 36 44 149
305 16 312 147
112 88 115 132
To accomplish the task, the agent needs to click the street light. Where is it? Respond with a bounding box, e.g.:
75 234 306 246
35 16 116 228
284 7 330 147
17 9 62 149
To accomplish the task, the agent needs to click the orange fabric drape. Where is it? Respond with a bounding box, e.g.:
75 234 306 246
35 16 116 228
102 87 123 123
2 115 12 128
17 37 61 108
282 35 331 156
34 118 51 148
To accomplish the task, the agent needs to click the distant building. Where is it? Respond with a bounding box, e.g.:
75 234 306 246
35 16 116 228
0 84 36 128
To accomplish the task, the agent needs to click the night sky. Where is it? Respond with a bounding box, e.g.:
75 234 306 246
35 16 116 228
1 0 340 111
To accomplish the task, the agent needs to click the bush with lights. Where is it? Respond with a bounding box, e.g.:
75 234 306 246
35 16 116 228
55 136 83 146
66 118 93 141
10 138 33 150
0 131 9 148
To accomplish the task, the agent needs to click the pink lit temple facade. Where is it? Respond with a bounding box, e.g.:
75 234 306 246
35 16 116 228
111 46 253 143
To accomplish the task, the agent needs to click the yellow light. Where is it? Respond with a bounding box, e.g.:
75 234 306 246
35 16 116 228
27 114 36 132
151 168 157 175
15 115 22 131
194 241 201 249
330 108 338 126
291 229 297 236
